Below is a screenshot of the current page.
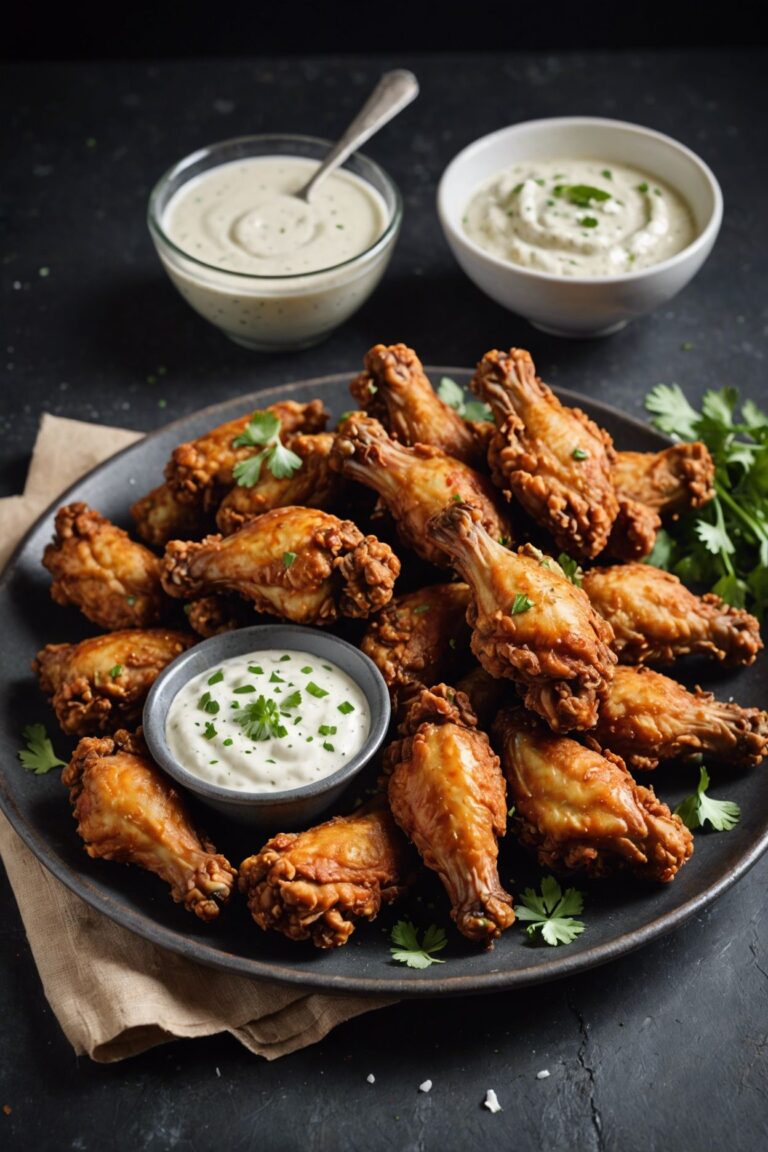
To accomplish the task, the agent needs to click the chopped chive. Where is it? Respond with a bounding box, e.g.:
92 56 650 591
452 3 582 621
306 682 328 699
223 738 233 747
300 665 313 674
637 182 649 193
318 724 337 736
279 654 291 661
248 665 263 675
322 664 332 672
207 669 224 685
234 685 256 694
322 742 335 752
306 736 314 743
338 701 354 715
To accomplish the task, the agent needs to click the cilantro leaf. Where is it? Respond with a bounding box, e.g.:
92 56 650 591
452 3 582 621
644 527 676 571
437 376 492 423
645 383 700 439
675 766 740 832
231 409 303 486
510 593 534 615
266 440 303 480
390 920 447 968
556 552 583 587
516 876 586 947
232 452 265 487
232 410 281 448
236 696 287 742
18 723 67 774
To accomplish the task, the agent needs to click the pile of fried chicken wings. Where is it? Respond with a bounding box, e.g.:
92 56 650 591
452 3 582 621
37 344 767 952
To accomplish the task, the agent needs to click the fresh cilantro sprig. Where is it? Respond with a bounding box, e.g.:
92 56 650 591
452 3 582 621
236 693 300 741
644 383 768 617
675 766 740 832
390 920 447 968
232 410 303 487
18 724 67 775
437 376 492 424
516 876 586 947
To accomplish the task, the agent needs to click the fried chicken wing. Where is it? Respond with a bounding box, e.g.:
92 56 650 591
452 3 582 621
612 442 715 515
589 665 768 770
130 483 209 549
603 496 661 562
350 342 485 465
63 730 236 921
361 583 472 713
427 503 616 731
454 664 509 730
472 348 619 558
494 708 693 882
34 628 195 737
215 433 341 535
583 563 763 666
238 801 410 948
385 685 515 944
161 506 400 624
330 414 513 568
183 594 254 637
43 502 170 629
165 399 328 507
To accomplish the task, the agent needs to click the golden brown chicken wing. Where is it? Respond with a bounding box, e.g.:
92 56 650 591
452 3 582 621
130 483 209 549
215 432 341 535
361 583 472 713
603 496 661 562
330 414 513 568
34 628 195 737
63 730 236 921
183 594 254 638
583 563 763 666
238 800 410 948
454 665 510 730
350 342 485 465
494 708 693 883
161 506 400 625
472 348 619 559
165 399 328 507
43 503 170 630
589 665 768 771
612 442 715 515
427 503 616 732
385 685 515 945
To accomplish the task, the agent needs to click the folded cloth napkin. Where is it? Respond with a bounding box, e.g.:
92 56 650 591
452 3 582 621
0 413 396 1062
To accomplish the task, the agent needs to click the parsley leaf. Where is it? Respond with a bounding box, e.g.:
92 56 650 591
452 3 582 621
236 696 288 742
510 593 534 615
675 766 740 832
232 409 303 487
516 876 586 946
390 920 447 968
18 723 67 774
437 376 492 423
556 552 583 587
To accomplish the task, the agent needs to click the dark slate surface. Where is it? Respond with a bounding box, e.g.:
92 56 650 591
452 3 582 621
1 50 767 1151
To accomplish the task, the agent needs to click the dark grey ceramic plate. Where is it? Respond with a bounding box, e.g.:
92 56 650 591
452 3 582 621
1 370 766 996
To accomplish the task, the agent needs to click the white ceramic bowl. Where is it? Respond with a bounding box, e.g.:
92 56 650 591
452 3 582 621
148 134 402 352
437 117 723 338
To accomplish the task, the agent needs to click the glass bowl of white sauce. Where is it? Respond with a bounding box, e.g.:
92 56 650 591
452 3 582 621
437 117 722 338
143 624 391 828
148 135 402 351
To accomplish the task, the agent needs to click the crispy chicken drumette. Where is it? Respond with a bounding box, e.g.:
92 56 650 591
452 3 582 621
161 506 400 625
494 708 693 883
589 665 768 771
130 483 209 549
330 414 512 569
385 685 515 945
361 583 472 713
215 433 341 535
183 594 254 638
43 502 170 630
238 801 410 949
427 503 616 732
350 342 487 465
602 496 661 563
164 399 328 507
583 563 763 666
34 628 195 737
472 348 619 559
612 442 715 515
63 730 236 921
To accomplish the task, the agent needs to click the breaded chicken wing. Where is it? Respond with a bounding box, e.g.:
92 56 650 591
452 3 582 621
427 503 616 732
63 730 236 921
603 496 661 562
583 563 762 666
612 442 715 515
454 665 509 730
385 686 515 944
34 628 195 737
43 502 170 630
330 414 512 568
162 507 400 624
495 708 693 882
472 348 619 558
183 594 254 638
238 801 410 948
361 583 473 714
130 483 209 549
215 433 341 535
165 399 328 507
589 665 768 771
350 342 486 465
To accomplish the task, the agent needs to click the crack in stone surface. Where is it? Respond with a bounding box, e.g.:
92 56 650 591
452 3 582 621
566 989 605 1152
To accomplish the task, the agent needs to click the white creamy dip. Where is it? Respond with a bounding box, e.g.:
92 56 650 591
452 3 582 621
166 649 370 793
463 159 696 277
163 156 388 276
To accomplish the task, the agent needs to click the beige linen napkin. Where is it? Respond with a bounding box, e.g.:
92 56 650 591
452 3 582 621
0 413 396 1062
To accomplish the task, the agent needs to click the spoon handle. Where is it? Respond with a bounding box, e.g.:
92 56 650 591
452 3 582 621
299 69 419 201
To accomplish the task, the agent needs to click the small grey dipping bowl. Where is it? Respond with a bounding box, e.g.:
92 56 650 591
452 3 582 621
143 624 391 829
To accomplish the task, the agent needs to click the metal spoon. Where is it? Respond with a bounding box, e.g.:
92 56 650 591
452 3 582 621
296 69 419 202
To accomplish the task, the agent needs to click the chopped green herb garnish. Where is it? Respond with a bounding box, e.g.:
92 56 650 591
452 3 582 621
510 593 534 615
557 552 584 587
109 664 123 680
580 216 599 229
282 690 302 710
338 701 354 715
233 685 256 694
232 409 303 487
516 876 585 946
390 920 447 969
413 604 431 615
322 742 335 752
283 552 297 569
306 682 328 699
207 669 224 685
223 738 233 747
300 665 313 674
126 595 137 606
512 181 524 194
437 376 493 424
236 695 288 742
318 724 337 736
279 654 291 661
198 692 220 715
203 722 217 740
17 723 66 774
248 665 263 675
601 169 612 179
572 447 590 460
555 184 611 207
637 181 649 193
